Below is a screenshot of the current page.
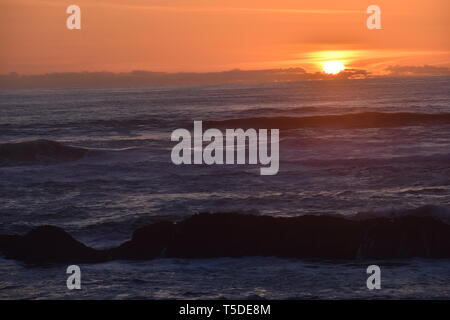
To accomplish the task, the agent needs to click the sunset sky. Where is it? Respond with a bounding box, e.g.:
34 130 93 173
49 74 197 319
1 0 449 75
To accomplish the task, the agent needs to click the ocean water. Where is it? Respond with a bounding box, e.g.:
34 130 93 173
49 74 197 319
0 76 449 299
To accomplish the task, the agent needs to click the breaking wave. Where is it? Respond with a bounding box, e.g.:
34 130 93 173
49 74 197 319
204 112 450 129
0 139 91 167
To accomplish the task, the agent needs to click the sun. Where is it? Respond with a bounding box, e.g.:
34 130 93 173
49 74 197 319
323 61 345 74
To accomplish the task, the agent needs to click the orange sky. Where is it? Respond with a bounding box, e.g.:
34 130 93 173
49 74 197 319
1 0 449 75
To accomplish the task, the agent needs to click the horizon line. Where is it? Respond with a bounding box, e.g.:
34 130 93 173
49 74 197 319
2 64 449 77
1 66 449 90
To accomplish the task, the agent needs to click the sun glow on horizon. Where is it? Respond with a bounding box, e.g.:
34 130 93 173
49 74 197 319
323 61 346 74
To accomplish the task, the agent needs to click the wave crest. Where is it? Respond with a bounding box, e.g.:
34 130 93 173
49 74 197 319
0 139 89 167
351 205 450 224
204 112 450 129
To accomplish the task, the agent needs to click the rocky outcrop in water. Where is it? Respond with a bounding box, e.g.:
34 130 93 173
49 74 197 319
0 213 449 264
0 226 108 263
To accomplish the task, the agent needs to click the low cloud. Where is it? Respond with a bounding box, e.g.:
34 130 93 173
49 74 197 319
331 68 370 80
0 67 392 89
0 68 368 89
386 65 450 77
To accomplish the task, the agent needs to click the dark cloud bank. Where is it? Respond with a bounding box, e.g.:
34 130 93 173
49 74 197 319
386 65 450 77
0 65 448 89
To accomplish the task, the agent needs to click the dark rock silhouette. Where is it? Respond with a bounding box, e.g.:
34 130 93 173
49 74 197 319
0 213 449 264
0 226 108 263
110 222 175 260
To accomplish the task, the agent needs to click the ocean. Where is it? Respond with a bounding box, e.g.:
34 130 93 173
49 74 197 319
0 76 449 299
